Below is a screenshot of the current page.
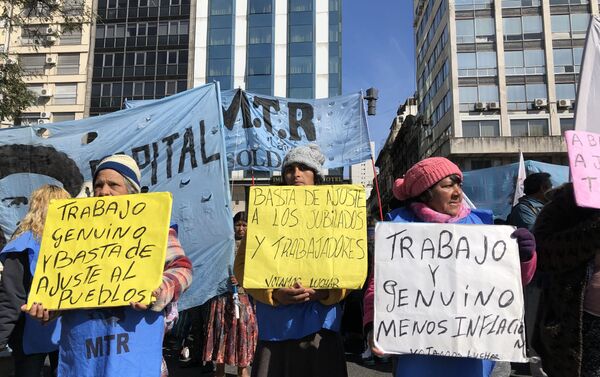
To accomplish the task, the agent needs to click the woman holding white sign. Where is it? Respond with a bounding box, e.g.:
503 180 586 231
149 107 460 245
234 144 349 377
0 184 70 377
363 157 537 377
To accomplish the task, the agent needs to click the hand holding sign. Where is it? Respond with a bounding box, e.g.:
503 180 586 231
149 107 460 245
374 223 527 362
27 193 172 310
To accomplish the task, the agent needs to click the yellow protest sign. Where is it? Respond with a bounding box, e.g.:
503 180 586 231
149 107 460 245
244 185 367 289
27 192 172 310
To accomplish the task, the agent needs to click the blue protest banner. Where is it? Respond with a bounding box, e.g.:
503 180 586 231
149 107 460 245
127 89 373 171
0 83 233 310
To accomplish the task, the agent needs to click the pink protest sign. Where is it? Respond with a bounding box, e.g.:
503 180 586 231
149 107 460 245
565 130 600 209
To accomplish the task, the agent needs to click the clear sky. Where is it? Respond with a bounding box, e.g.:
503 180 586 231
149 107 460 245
342 1 416 155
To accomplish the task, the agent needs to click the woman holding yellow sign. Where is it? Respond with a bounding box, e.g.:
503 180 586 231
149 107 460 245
234 144 349 377
21 154 193 377
0 184 70 377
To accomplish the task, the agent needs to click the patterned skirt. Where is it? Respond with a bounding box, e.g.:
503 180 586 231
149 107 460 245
203 293 258 367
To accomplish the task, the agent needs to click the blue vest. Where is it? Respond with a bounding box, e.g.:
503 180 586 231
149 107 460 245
255 300 342 341
385 207 496 377
58 308 164 377
0 231 61 354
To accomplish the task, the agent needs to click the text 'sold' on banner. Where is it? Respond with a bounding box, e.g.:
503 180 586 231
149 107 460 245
27 192 173 310
565 130 600 209
374 222 527 362
244 185 367 289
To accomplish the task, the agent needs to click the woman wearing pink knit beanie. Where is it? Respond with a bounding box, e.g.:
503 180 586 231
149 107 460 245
362 156 538 377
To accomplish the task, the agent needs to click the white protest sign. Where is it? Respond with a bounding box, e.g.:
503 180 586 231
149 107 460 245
374 222 527 362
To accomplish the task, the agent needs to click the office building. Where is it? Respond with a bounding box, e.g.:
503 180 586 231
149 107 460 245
191 0 341 98
414 0 596 169
87 0 191 115
4 1 93 125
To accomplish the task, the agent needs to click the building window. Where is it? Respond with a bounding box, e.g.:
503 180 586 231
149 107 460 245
19 54 46 74
459 85 499 112
53 113 77 122
505 49 545 75
553 47 583 74
457 51 497 77
287 0 314 98
471 159 493 169
502 0 541 7
207 0 234 89
551 13 590 39
550 0 588 3
462 120 500 137
54 84 78 105
246 0 273 95
456 18 495 44
503 16 543 40
21 25 48 45
560 118 575 133
60 29 82 45
57 53 80 75
556 83 577 100
507 83 547 111
455 0 493 10
510 119 549 136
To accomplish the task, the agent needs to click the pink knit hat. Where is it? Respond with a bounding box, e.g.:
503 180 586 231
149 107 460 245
392 157 462 201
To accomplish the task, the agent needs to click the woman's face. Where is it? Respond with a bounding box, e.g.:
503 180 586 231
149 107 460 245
234 220 247 240
283 163 315 186
425 176 463 216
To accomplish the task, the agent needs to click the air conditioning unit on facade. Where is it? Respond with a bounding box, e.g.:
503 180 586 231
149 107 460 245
39 88 53 97
534 98 548 108
46 35 57 43
46 27 56 35
488 102 500 110
46 56 56 65
39 111 51 119
475 102 487 111
38 119 49 124
557 99 572 109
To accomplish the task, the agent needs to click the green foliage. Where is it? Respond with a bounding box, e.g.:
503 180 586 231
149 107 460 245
0 55 36 122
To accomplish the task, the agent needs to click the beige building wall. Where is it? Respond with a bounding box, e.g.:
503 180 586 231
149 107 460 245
5 2 92 126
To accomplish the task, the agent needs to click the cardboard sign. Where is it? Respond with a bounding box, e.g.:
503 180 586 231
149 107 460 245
565 130 600 209
27 192 172 310
374 222 527 362
243 185 367 289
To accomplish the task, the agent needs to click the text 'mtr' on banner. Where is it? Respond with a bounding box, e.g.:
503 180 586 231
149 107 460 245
243 185 367 289
374 223 527 362
565 130 600 209
27 193 172 310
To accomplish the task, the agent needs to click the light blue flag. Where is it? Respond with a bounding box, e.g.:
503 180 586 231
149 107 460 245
128 89 373 171
462 160 569 220
0 83 233 310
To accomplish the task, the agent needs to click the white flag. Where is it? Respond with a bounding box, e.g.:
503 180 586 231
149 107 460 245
575 16 600 132
513 152 526 206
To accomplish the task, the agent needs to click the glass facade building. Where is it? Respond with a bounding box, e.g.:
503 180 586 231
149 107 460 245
193 0 341 99
413 0 595 168
89 0 191 114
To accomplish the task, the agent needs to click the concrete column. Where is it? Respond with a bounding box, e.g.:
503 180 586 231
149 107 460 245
273 0 287 96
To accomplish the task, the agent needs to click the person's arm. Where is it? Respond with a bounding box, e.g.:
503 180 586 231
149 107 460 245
510 203 536 230
151 228 193 312
0 253 29 350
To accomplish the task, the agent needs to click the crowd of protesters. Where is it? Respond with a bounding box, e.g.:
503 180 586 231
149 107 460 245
1 146 598 377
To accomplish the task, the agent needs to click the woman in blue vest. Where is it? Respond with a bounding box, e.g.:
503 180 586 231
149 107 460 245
234 144 349 377
0 184 71 377
362 157 538 377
